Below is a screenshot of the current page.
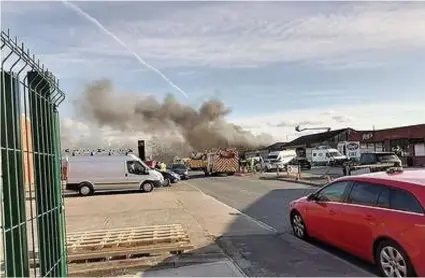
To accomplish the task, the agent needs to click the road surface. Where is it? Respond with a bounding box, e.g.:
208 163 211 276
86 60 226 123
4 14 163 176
303 166 344 178
184 172 377 277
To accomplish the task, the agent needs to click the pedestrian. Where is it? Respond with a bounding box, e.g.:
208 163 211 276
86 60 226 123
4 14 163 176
250 157 256 174
259 156 265 173
160 161 167 171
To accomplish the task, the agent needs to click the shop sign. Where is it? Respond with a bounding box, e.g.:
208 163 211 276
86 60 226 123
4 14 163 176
362 133 374 140
347 142 359 151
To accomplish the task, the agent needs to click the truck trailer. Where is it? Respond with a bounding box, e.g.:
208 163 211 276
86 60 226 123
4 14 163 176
187 151 207 170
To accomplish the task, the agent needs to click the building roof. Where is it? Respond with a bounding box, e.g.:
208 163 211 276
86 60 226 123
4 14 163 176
265 142 287 151
356 123 425 133
286 128 351 147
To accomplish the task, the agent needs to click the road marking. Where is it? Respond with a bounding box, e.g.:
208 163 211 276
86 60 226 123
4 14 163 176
229 175 316 189
182 181 278 233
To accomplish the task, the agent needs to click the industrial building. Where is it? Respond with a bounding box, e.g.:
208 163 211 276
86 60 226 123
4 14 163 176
348 124 425 167
270 124 425 167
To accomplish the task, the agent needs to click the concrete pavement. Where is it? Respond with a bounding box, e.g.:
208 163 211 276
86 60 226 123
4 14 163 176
184 173 377 277
138 260 244 277
66 180 274 276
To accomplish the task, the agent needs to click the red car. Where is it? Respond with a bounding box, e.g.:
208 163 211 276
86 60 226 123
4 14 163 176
145 160 158 168
289 169 425 277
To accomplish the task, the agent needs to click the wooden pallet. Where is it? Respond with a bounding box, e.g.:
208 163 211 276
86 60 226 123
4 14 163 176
67 224 189 253
68 254 169 276
67 242 192 263
30 224 193 266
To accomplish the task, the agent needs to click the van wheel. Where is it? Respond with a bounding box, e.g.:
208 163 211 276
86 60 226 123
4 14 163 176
163 178 171 187
141 182 154 193
78 183 93 196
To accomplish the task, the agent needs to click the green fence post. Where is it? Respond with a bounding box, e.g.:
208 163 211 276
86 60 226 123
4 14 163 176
54 108 68 276
1 71 30 277
2 29 67 278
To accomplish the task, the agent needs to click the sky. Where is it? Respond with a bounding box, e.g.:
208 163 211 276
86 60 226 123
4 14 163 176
2 1 425 145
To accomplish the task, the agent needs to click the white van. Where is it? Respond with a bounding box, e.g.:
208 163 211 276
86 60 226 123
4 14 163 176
264 150 297 171
63 153 164 196
311 147 347 166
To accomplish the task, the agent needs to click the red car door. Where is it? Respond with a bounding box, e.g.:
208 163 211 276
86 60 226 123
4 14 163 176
304 201 332 240
304 181 352 242
337 181 390 260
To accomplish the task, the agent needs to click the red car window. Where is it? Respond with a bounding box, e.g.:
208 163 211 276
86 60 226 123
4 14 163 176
390 188 424 214
376 188 390 208
316 181 351 202
347 182 388 207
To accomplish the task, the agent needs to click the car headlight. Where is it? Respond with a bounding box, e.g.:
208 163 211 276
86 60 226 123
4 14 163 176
184 171 188 175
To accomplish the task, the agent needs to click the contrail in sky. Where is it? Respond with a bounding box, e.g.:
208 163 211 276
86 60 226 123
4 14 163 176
62 0 189 99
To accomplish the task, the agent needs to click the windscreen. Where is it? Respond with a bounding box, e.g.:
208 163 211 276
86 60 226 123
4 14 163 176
282 154 296 158
377 154 399 162
172 164 187 169
329 151 342 157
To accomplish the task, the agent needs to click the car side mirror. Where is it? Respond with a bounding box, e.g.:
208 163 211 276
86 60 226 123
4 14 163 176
307 193 316 202
144 168 149 175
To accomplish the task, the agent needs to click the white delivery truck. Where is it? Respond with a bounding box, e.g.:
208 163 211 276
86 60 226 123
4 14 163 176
62 153 164 196
311 147 348 166
264 150 297 172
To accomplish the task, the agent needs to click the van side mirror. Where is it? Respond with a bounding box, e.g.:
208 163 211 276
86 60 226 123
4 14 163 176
144 168 149 175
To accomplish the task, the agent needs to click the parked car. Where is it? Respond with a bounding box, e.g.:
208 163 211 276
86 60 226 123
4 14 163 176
160 170 180 186
342 152 402 176
170 163 189 180
289 168 425 277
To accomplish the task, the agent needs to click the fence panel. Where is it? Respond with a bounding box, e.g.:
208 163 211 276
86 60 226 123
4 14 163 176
1 29 67 277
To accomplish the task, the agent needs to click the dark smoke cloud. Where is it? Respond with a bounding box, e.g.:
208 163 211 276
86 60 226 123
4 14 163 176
73 79 274 151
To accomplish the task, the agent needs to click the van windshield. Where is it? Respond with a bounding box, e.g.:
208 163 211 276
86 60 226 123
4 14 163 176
329 151 342 157
172 164 187 169
282 154 296 159
137 160 150 169
267 155 278 160
377 154 399 162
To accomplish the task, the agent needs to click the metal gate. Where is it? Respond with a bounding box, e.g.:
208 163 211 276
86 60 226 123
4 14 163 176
1 30 67 277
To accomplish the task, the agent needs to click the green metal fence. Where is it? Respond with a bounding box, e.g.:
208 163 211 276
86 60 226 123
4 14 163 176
1 29 67 277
